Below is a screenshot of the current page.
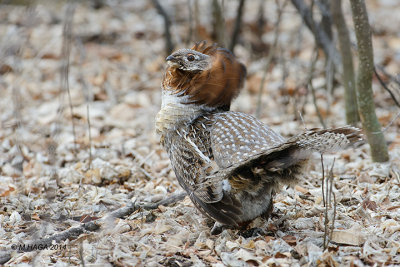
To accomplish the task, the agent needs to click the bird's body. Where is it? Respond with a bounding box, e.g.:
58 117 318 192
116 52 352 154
156 41 362 233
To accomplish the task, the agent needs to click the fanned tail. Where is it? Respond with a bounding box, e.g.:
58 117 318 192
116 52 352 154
291 126 363 153
223 126 363 185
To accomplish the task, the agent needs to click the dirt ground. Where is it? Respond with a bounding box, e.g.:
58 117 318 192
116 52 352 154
0 0 399 266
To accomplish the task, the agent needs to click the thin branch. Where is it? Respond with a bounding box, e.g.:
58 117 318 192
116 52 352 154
256 0 266 37
328 158 335 207
87 104 92 170
61 1 77 157
382 110 400 133
321 153 328 250
151 0 174 55
212 0 225 47
308 49 327 128
186 0 194 45
323 192 328 249
193 0 200 41
293 24 308 120
321 154 326 208
298 111 307 130
280 46 289 92
375 64 400 88
8 192 187 254
310 81 326 128
325 156 329 207
255 0 287 118
324 49 334 121
328 159 337 242
76 34 93 170
290 0 342 72
323 157 335 250
374 67 400 108
229 0 246 52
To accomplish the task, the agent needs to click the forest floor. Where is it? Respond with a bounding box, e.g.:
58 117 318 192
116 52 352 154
0 0 399 266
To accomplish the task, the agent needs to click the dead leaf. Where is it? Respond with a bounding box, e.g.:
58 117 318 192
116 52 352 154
331 226 366 246
282 235 297 246
31 214 41 221
243 240 255 249
265 236 275 243
362 198 378 211
295 185 309 194
317 251 339 267
274 252 287 258
80 214 100 223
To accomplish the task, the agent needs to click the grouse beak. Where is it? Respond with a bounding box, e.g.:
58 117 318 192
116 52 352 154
166 55 175 61
166 55 180 67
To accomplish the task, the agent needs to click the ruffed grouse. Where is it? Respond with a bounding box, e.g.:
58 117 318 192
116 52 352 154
156 41 361 234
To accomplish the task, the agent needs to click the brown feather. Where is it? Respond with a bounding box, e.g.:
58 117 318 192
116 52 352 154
162 41 246 109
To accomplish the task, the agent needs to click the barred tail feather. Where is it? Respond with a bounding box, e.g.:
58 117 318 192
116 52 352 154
291 126 363 153
225 126 363 185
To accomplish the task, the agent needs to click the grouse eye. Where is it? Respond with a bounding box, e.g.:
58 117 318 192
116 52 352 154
187 54 195 61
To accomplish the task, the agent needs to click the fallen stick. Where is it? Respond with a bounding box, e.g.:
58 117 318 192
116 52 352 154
3 192 187 261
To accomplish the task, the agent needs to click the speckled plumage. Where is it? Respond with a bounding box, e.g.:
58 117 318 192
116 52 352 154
156 41 362 233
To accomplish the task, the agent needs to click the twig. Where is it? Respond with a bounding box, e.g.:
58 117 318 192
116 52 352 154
328 159 337 242
375 64 400 88
290 0 342 72
308 49 327 128
323 158 336 249
255 55 272 119
10 192 187 253
374 67 400 108
76 35 93 170
293 24 308 120
279 46 289 92
87 104 92 170
11 87 24 173
323 193 328 249
330 191 337 238
193 0 200 41
151 0 174 55
325 41 334 121
310 86 325 128
298 111 307 130
139 167 157 181
256 0 266 37
321 154 326 208
229 0 245 52
272 214 291 228
255 0 287 118
212 0 225 47
141 192 187 210
322 154 329 249
328 159 335 206
382 110 400 133
186 0 194 45
61 1 77 157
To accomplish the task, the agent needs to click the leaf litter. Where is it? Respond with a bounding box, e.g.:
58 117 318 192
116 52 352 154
0 0 399 266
